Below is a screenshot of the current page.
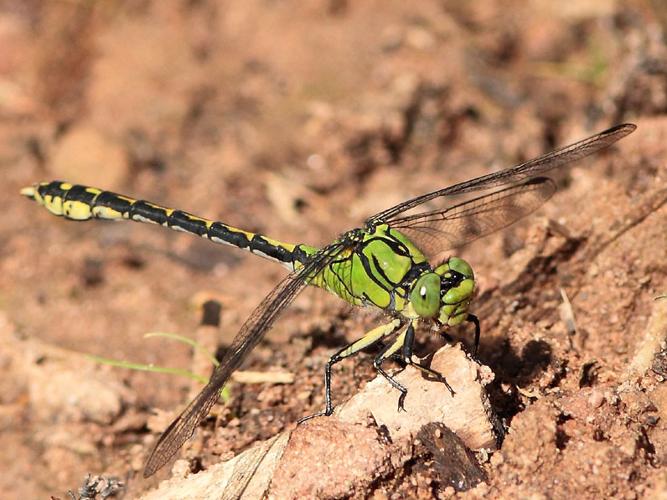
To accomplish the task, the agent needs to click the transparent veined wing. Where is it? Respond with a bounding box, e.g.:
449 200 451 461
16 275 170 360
367 123 635 227
143 242 345 477
387 177 555 260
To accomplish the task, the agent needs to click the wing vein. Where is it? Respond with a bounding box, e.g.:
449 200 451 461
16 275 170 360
367 123 635 226
143 242 344 477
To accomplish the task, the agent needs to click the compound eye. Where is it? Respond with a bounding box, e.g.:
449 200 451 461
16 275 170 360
410 273 440 318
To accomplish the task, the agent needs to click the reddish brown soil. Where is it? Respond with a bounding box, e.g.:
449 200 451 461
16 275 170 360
1 1 666 498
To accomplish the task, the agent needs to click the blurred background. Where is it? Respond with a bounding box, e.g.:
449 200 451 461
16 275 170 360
1 1 666 497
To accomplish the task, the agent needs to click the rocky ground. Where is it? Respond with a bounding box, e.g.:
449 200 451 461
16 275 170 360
1 1 666 498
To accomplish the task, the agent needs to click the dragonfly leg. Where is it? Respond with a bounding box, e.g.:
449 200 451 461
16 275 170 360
401 322 455 397
466 313 481 355
298 318 403 424
373 326 410 412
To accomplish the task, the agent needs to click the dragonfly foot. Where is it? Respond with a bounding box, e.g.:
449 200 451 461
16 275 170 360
397 392 407 412
297 406 334 424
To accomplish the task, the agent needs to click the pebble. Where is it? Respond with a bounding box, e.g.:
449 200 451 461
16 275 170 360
588 390 605 408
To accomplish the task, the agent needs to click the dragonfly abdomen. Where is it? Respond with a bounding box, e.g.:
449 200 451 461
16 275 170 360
21 181 310 269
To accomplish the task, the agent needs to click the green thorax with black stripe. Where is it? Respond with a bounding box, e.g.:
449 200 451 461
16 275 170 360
307 225 430 315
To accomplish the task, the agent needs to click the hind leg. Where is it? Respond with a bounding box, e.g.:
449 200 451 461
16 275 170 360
298 318 403 423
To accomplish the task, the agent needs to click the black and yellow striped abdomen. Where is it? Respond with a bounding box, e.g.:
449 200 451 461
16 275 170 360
21 181 314 270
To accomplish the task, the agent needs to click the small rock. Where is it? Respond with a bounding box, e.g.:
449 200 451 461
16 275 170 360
588 390 605 408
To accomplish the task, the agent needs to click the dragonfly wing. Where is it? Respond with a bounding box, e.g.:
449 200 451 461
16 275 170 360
143 243 344 477
387 178 555 260
367 123 635 225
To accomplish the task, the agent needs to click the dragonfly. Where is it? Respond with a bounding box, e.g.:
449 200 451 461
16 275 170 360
21 123 635 477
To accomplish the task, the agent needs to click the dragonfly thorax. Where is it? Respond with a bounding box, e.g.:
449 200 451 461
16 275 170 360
408 257 475 326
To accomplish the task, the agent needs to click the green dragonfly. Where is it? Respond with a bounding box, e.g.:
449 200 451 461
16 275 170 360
21 123 635 477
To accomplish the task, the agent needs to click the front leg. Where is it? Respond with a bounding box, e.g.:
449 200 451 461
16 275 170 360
466 313 481 355
401 322 455 396
298 318 403 423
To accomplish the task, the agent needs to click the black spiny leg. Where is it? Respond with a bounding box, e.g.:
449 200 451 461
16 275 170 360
297 349 341 423
402 322 455 396
466 313 481 355
373 328 410 412
298 319 402 423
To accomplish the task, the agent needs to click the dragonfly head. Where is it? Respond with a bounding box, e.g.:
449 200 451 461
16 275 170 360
409 257 475 325
434 257 475 326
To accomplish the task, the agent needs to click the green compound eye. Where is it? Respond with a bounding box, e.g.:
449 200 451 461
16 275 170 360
434 257 473 280
410 272 441 318
448 257 473 278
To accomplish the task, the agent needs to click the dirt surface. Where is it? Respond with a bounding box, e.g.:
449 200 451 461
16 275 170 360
1 1 667 498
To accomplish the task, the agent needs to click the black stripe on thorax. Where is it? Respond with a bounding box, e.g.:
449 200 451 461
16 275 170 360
355 245 393 293
370 253 400 287
400 261 430 288
327 257 356 300
378 229 413 257
356 234 418 289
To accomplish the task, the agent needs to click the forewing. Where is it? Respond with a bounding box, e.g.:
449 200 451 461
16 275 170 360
143 244 343 477
367 123 635 225
388 178 555 260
